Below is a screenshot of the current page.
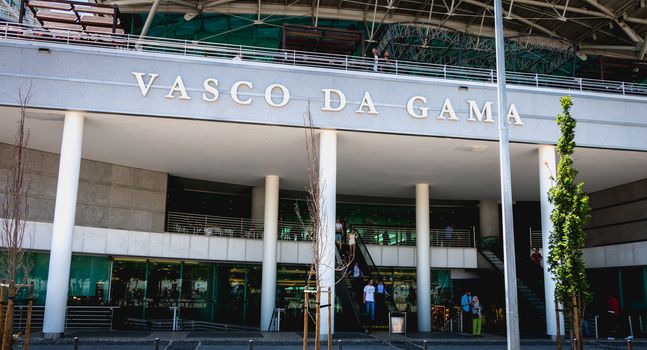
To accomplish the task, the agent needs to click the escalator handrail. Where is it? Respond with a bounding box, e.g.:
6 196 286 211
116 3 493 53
354 234 402 312
355 232 383 282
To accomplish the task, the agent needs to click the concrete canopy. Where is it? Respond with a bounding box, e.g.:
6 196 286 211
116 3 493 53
1 106 646 200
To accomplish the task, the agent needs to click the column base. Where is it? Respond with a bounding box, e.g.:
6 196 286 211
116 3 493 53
42 332 63 340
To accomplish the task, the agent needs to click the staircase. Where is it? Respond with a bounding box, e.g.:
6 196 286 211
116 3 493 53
480 249 545 315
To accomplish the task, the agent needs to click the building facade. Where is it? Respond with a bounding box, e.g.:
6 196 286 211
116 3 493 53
1 3 647 338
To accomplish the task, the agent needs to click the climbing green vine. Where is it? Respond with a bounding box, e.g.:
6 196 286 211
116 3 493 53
548 96 591 349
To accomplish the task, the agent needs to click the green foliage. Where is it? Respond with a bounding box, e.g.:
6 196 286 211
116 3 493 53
547 96 592 315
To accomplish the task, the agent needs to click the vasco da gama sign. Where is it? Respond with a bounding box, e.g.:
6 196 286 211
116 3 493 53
132 72 525 126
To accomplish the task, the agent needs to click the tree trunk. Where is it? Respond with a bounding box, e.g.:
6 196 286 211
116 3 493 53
303 291 309 350
555 299 562 350
23 282 34 350
2 285 16 350
327 287 331 350
572 294 583 350
0 283 5 348
314 288 320 350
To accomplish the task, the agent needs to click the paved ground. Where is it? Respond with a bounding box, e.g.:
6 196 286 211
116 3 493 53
21 331 646 350
22 343 647 350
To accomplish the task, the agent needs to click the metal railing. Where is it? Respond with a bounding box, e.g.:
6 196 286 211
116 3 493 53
166 211 476 247
529 228 542 249
2 21 647 97
13 305 117 330
353 224 476 248
167 211 264 238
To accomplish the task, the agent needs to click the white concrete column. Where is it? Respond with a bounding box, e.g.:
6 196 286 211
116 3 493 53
538 145 564 337
479 200 499 240
318 130 337 335
251 186 265 222
416 183 431 332
43 111 85 339
260 175 279 331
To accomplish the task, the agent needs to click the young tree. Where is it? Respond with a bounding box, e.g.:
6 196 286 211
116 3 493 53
547 96 591 350
1 90 32 349
296 106 351 350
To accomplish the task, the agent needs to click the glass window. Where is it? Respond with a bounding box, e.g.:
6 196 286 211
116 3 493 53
68 255 110 305
15 252 50 305
110 259 147 321
145 261 181 319
181 262 212 321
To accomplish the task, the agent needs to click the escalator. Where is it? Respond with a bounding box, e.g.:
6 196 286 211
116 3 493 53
334 233 398 332
334 247 366 332
354 233 399 315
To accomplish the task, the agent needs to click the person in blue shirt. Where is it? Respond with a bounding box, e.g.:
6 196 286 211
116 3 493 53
376 279 389 320
460 290 473 331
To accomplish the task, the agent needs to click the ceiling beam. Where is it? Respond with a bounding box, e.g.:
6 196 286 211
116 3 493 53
462 0 563 39
202 0 237 9
578 44 638 51
104 0 153 6
509 0 607 18
582 0 642 43
638 33 647 60
116 2 524 36
167 0 195 8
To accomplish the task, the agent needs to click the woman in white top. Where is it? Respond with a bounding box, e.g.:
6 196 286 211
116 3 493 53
347 226 358 256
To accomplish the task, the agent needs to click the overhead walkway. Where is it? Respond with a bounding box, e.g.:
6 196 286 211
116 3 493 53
2 21 647 97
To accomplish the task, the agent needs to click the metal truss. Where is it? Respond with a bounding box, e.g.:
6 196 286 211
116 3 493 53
378 24 575 74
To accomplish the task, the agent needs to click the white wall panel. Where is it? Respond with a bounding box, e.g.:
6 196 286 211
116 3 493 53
227 238 246 261
8 221 478 268
430 248 448 268
463 249 477 268
398 246 415 267
33 222 53 250
105 229 129 255
382 246 398 266
633 241 647 265
209 237 228 260
245 240 263 262
128 231 150 256
189 235 209 260
367 246 382 266
583 241 647 268
72 227 84 252
82 227 107 254
297 242 313 264
279 241 299 264
149 232 171 258
447 249 464 267
604 244 634 267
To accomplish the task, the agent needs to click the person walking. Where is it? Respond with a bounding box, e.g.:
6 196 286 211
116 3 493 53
363 279 376 322
607 295 619 339
471 296 483 336
460 290 472 331
335 219 344 249
376 279 389 319
352 262 362 279
347 226 358 257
